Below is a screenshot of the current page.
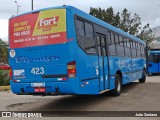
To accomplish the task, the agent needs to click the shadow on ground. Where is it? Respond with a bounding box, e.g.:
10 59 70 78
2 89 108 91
28 82 143 111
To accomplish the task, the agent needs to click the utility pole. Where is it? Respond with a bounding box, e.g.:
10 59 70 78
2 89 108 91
31 0 33 10
15 1 21 15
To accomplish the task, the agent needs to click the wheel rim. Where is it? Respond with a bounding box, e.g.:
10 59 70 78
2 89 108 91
117 79 121 92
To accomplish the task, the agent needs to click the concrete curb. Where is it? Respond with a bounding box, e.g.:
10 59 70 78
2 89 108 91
0 86 10 91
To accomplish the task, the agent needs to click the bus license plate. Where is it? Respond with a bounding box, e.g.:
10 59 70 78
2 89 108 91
34 87 46 93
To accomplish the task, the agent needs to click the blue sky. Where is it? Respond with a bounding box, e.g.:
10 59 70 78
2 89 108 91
0 0 160 40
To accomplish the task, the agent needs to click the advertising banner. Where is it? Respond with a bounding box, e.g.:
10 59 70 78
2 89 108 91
9 9 67 48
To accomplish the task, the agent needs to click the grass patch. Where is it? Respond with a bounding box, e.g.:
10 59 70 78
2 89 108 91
0 70 10 86
0 85 10 91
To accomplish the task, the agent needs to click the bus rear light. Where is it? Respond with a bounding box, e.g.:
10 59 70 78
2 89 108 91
13 80 21 82
9 67 13 80
13 80 17 82
67 61 76 78
13 80 16 82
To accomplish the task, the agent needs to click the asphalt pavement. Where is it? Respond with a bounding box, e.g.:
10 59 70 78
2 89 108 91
0 76 160 119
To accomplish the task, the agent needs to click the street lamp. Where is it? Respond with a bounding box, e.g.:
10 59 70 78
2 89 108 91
15 1 21 15
31 0 33 10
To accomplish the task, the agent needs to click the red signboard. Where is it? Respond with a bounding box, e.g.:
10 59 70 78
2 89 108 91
9 9 67 48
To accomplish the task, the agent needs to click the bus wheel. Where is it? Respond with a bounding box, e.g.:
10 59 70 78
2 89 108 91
148 73 152 76
139 70 146 83
110 74 122 96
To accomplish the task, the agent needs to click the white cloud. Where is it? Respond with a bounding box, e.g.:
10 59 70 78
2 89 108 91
0 0 160 41
0 19 8 40
153 17 160 28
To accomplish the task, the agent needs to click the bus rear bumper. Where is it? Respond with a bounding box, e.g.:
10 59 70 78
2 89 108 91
10 78 100 95
10 80 79 95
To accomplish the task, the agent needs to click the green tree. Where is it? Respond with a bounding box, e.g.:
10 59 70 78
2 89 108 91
0 38 9 86
90 7 116 26
89 7 154 45
104 7 114 25
137 23 154 45
0 39 8 63
113 12 120 28
119 8 131 32
0 70 10 86
128 13 141 36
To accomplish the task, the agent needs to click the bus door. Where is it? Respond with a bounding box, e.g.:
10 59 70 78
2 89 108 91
148 54 159 73
158 55 160 72
96 33 109 91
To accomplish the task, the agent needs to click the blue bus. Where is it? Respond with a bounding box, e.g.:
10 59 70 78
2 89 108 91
148 50 160 75
9 5 146 96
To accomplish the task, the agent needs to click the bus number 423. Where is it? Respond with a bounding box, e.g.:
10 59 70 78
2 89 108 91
31 67 45 75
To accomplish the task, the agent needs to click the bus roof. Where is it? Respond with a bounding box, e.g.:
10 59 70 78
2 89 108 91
10 5 145 44
150 50 160 54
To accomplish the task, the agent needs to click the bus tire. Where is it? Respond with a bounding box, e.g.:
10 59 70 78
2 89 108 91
110 74 122 96
139 70 146 83
148 73 152 76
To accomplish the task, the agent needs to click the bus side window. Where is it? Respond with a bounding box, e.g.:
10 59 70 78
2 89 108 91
101 37 107 56
124 38 131 57
141 45 145 58
148 54 154 62
137 43 141 58
116 35 124 56
76 20 85 36
115 34 119 45
110 33 115 44
140 44 143 58
131 41 137 58
76 19 96 54
97 35 101 56
149 54 159 63
127 39 130 48
85 22 94 38
75 19 85 50
132 41 135 49
119 36 124 46
108 32 116 55
123 37 127 47
154 55 159 63
84 22 96 54
137 43 140 50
